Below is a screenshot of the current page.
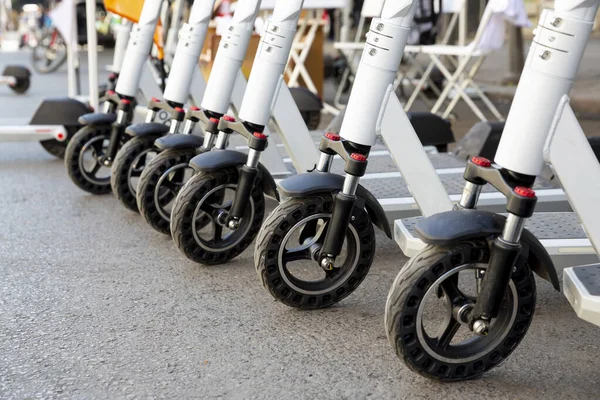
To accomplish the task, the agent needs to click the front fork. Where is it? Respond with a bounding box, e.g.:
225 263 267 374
315 133 369 270
458 157 538 335
216 116 268 230
104 98 134 166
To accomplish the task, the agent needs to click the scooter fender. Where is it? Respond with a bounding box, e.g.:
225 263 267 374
30 97 92 127
415 210 560 291
125 122 170 138
277 172 392 239
154 133 205 151
78 112 117 126
189 150 279 201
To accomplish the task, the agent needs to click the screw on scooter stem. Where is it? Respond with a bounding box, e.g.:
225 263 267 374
119 98 133 112
318 133 370 177
248 132 269 151
172 107 186 122
185 107 212 127
217 116 259 141
463 159 538 218
104 90 121 105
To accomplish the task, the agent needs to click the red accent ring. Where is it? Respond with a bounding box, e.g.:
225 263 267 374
120 99 131 105
151 97 160 103
191 106 201 111
109 73 116 80
325 132 340 141
175 107 184 113
253 132 267 140
514 187 536 198
210 117 220 124
351 153 367 162
471 156 492 168
106 90 116 95
223 115 235 122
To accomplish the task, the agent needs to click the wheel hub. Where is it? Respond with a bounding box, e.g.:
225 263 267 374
216 210 229 227
453 302 474 325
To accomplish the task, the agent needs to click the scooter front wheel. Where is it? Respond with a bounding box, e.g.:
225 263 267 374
170 167 265 265
110 136 161 212
385 241 536 381
137 148 197 235
254 194 375 310
65 125 126 194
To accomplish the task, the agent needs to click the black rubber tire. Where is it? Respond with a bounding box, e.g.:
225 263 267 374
110 135 161 212
10 77 30 94
301 110 321 131
385 241 536 382
137 148 197 235
254 194 375 310
40 139 68 159
171 167 265 265
65 124 126 195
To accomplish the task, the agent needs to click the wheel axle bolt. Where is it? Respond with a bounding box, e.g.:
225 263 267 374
228 219 240 230
321 257 335 271
473 319 490 336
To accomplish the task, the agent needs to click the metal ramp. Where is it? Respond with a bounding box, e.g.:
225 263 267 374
395 212 599 269
564 264 600 326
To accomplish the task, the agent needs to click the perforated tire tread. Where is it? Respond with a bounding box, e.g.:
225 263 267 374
64 125 116 195
385 241 536 381
171 167 265 265
111 135 161 212
137 148 197 235
254 195 375 310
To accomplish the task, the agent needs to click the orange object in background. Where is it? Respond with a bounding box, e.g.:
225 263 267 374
104 0 164 59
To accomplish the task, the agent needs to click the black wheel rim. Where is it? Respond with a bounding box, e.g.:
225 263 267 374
416 264 518 364
191 183 254 252
277 213 360 295
154 163 193 221
78 135 111 185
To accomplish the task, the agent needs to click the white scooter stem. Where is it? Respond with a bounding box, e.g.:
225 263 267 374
495 0 599 177
339 1 418 147
239 0 304 127
201 0 263 115
162 0 217 106
109 21 132 74
115 0 164 98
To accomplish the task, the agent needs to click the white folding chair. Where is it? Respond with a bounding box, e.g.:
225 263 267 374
332 0 384 109
333 0 466 110
405 0 531 122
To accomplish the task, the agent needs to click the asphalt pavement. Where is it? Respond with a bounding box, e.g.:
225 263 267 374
1 50 600 399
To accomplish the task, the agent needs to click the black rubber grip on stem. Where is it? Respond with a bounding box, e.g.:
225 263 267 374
320 192 356 258
472 238 521 321
230 166 258 219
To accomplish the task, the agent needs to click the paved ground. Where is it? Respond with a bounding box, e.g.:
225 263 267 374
1 50 600 399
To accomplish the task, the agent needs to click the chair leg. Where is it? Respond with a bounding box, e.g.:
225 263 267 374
442 56 501 121
405 58 438 110
429 54 470 114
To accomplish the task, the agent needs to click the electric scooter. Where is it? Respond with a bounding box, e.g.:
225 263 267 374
109 0 216 211
138 0 322 237
135 0 265 235
64 0 165 194
253 0 417 308
168 0 308 265
385 0 599 381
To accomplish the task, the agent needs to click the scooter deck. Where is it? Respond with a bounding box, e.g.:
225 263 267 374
396 212 599 269
564 263 600 326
